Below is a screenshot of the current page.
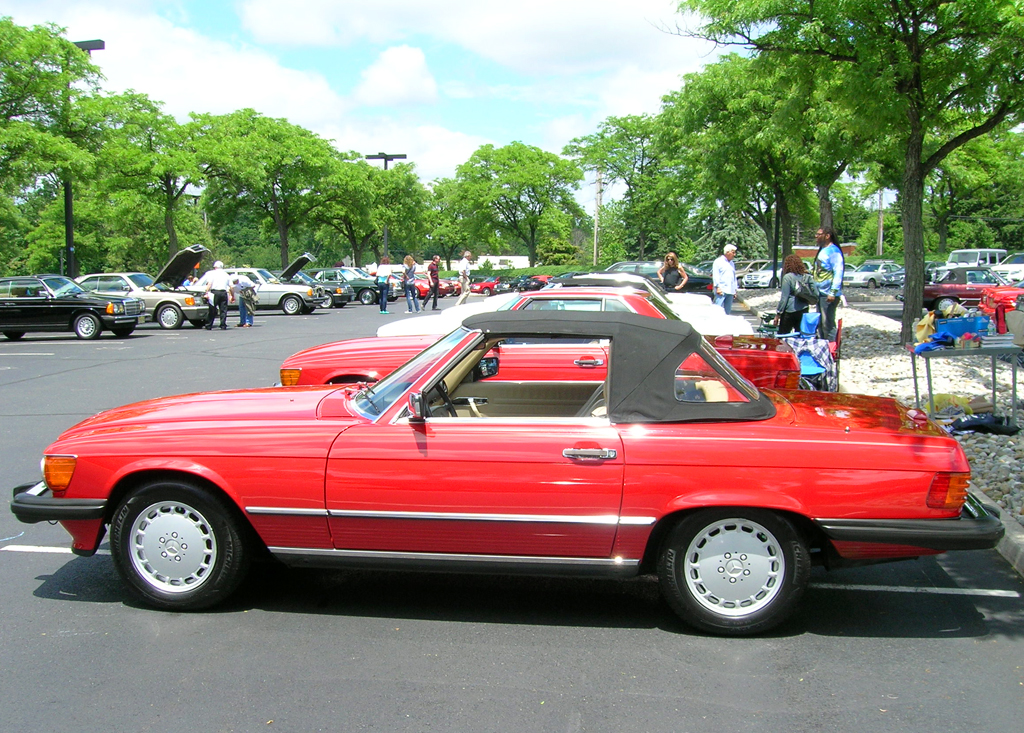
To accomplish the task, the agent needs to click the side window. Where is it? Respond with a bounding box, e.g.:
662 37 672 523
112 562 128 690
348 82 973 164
604 298 632 312
675 353 749 404
100 276 128 291
78 277 100 291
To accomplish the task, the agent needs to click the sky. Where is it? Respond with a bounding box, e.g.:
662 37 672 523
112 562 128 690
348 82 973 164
1 0 718 205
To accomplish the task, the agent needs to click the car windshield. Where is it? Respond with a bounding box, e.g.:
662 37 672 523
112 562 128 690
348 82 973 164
858 263 883 272
40 276 85 296
289 272 316 285
129 273 155 288
256 269 279 283
351 329 470 419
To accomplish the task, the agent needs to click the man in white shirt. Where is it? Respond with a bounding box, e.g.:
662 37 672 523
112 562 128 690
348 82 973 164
197 260 233 330
712 244 739 315
455 251 472 306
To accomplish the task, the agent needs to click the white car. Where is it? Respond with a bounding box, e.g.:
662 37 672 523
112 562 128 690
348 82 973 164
742 264 783 289
842 260 901 289
992 252 1024 284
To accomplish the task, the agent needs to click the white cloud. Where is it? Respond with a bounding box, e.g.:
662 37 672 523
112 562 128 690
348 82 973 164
239 0 712 75
352 46 438 107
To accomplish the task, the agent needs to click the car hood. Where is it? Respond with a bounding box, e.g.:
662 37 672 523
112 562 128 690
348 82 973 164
281 252 316 280
283 334 438 370
154 244 210 287
52 386 349 442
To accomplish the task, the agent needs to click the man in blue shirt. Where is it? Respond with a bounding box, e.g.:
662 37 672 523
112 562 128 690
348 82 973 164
812 226 845 341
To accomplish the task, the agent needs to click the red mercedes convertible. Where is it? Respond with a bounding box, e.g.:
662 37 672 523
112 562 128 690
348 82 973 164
280 288 803 390
11 312 1001 635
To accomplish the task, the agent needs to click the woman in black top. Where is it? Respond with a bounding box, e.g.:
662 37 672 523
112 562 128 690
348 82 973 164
775 254 809 334
658 252 688 291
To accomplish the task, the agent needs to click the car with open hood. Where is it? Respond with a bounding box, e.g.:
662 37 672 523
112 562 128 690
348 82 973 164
76 244 211 329
275 269 350 308
1 274 145 339
225 253 326 315
282 287 801 390
11 311 1002 635
311 266 398 306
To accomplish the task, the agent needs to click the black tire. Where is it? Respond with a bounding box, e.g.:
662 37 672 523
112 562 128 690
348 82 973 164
73 312 102 340
3 331 25 340
156 303 184 329
109 480 250 611
358 288 376 306
934 297 958 314
111 326 136 338
658 508 810 636
188 319 206 329
867 279 877 290
281 295 303 315
481 287 492 296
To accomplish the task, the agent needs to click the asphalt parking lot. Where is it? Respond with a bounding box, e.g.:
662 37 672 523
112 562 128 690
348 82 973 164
2 299 1023 732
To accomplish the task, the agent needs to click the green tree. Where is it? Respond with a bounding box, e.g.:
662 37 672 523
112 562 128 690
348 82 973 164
195 109 339 268
456 142 583 266
683 0 1024 341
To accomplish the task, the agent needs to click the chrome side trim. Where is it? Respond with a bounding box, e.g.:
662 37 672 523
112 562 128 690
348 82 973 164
246 507 329 516
269 546 640 568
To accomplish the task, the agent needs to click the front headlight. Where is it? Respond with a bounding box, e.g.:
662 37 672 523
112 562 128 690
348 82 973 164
105 302 125 315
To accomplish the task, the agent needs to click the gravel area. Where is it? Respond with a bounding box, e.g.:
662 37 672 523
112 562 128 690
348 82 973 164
741 289 1024 527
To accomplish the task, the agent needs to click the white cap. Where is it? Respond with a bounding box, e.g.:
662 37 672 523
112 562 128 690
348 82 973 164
724 244 737 254
213 260 224 268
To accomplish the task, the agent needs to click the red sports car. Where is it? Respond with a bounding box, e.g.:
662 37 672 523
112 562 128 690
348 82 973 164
11 311 1001 635
978 281 1024 333
280 288 802 390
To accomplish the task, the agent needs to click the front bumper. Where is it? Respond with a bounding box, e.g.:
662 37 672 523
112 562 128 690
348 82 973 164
10 481 107 524
816 493 1005 552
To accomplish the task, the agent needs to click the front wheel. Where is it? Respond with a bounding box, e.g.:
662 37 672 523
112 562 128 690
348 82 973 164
934 297 958 315
658 508 810 636
157 303 184 329
109 481 250 610
358 288 376 306
281 295 303 315
73 312 102 340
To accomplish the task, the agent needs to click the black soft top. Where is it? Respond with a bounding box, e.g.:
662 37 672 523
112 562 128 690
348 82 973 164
462 311 776 424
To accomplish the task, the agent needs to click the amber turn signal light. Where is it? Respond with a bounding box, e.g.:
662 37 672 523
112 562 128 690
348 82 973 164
280 368 301 387
926 472 970 510
43 455 77 492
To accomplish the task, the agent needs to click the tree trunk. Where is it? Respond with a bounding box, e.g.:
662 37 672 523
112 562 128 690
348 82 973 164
900 134 927 345
816 182 834 231
776 187 793 259
164 179 179 261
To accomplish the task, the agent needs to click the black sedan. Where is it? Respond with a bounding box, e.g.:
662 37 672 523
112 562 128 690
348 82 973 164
0 275 145 340
604 261 713 295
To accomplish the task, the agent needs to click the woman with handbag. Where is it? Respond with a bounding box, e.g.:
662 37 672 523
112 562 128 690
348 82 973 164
774 254 815 334
402 255 421 313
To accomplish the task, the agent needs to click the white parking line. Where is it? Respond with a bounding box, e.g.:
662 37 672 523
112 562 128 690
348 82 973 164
810 582 1019 598
0 353 56 356
0 545 110 555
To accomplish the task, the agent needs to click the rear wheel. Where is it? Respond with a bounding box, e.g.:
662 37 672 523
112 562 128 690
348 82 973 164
281 295 303 315
481 287 492 296
109 480 250 610
934 297 958 315
73 312 102 340
658 508 810 635
867 279 877 290
3 331 25 340
358 288 376 306
157 303 184 329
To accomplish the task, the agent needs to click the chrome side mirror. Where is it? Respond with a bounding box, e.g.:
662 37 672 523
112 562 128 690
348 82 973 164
408 392 426 422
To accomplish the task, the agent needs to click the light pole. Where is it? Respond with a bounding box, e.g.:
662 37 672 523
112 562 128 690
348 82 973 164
365 152 407 260
63 39 105 277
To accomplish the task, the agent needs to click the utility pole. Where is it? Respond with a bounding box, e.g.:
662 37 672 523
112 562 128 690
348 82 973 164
592 169 602 266
876 190 885 256
365 152 407 260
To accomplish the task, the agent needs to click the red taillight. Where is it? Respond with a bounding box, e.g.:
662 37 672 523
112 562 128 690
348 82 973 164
926 472 970 510
775 371 801 389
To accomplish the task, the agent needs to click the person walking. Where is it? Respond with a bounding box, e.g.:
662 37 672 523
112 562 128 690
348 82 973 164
422 255 441 310
455 250 472 306
812 226 845 341
230 274 257 327
375 256 393 314
712 244 739 315
197 260 232 330
658 252 689 292
774 254 811 335
402 254 421 313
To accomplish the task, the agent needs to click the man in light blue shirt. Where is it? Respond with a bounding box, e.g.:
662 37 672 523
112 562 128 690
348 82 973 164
812 226 845 341
712 244 739 314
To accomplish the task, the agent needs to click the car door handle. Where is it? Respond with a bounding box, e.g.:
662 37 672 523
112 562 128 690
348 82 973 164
562 448 617 460
573 358 604 367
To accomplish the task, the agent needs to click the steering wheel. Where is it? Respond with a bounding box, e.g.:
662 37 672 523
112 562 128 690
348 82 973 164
434 381 458 417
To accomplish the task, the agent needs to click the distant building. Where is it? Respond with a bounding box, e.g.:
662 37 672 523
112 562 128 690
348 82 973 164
477 255 531 270
794 242 858 259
